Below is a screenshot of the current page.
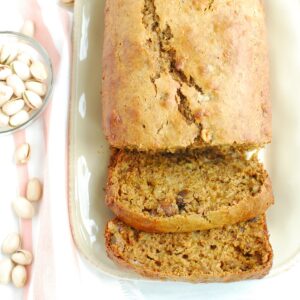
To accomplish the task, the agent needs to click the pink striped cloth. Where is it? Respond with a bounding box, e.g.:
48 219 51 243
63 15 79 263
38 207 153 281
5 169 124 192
0 1 144 299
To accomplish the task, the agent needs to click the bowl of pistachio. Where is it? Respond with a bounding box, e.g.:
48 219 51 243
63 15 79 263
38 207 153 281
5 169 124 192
0 31 53 134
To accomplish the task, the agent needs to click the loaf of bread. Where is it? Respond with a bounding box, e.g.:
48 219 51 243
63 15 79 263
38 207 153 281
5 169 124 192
105 216 273 282
102 0 271 151
102 0 274 283
106 149 274 232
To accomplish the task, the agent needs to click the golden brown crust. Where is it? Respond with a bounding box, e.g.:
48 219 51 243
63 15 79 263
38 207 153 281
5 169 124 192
105 218 273 282
105 150 274 233
102 0 271 151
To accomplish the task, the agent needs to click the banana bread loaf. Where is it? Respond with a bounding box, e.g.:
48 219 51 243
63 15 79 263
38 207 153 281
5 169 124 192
102 0 271 151
105 215 273 282
106 149 274 232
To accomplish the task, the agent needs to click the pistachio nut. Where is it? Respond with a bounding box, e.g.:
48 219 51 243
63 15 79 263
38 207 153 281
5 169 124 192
16 52 31 66
9 110 30 127
0 111 9 127
12 265 27 288
11 250 33 266
2 99 25 116
30 61 47 81
26 178 43 202
12 196 35 219
25 80 47 97
12 61 31 81
14 143 31 164
0 258 14 284
0 64 12 80
23 90 43 110
0 45 12 64
20 20 35 38
1 233 21 255
0 84 14 106
6 74 25 97
6 48 19 65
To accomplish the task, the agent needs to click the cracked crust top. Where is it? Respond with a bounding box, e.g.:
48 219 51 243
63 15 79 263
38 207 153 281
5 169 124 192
102 0 271 151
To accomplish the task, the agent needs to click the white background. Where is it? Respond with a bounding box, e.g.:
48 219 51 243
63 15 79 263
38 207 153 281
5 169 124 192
0 0 299 299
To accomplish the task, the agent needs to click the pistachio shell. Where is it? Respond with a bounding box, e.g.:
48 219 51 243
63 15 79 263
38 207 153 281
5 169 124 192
9 110 30 127
0 258 14 284
14 143 31 164
20 20 35 38
23 90 43 110
30 61 47 81
12 265 27 288
25 81 47 97
1 233 21 255
0 64 12 80
12 61 31 81
2 99 25 116
11 250 33 266
12 196 35 219
6 74 26 97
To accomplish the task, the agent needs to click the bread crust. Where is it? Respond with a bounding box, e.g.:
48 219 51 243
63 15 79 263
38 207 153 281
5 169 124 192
105 218 273 282
105 151 274 233
102 0 271 151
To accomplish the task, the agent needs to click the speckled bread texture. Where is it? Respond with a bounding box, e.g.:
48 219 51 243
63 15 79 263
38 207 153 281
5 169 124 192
106 149 274 232
105 216 273 282
102 0 271 151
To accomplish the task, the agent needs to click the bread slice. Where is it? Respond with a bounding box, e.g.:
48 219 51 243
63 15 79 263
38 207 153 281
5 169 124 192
106 149 274 232
105 216 273 282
